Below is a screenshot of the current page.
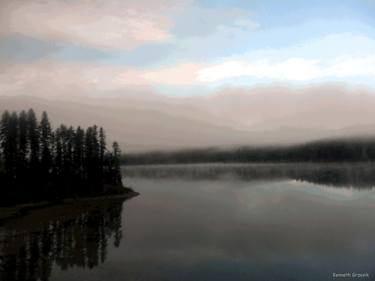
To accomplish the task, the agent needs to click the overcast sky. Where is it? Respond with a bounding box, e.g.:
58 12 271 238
0 0 374 97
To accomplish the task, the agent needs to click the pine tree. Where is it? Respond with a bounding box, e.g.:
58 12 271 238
27 109 40 170
111 142 122 186
99 127 106 172
8 112 18 182
0 111 11 202
73 126 85 184
0 111 10 169
65 126 75 191
17 111 29 191
84 126 94 192
0 109 127 205
40 112 52 183
18 111 28 164
0 111 17 184
92 126 100 181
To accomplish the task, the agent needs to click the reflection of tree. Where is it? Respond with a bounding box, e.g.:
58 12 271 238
290 165 375 189
0 198 125 281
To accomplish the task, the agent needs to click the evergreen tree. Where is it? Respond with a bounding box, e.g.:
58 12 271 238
54 127 63 180
84 126 93 190
0 111 17 183
17 111 29 191
111 142 122 186
0 109 128 205
40 112 52 182
18 111 28 164
65 126 75 192
8 112 18 182
0 111 11 201
99 127 106 173
73 126 85 184
27 109 40 172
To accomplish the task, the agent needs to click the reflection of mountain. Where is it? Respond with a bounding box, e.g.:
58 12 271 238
0 198 125 281
125 163 375 189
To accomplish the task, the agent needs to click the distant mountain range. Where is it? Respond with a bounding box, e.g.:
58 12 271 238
1 84 375 151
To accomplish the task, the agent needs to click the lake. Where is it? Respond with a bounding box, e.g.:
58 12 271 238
1 163 375 281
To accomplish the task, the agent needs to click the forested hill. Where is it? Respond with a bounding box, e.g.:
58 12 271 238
124 137 375 165
0 109 129 206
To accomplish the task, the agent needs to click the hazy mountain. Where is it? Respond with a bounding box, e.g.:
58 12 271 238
1 84 375 151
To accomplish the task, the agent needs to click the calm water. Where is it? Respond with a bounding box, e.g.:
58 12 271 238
2 163 375 281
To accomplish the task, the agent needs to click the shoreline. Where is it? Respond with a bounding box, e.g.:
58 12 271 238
123 161 375 167
0 189 139 225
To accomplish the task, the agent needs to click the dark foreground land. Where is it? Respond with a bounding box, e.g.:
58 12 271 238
0 186 138 225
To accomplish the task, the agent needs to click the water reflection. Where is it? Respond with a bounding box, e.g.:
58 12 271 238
0 198 125 281
2 164 375 281
118 175 375 281
124 163 375 189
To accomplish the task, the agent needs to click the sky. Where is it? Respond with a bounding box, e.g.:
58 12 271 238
0 0 375 97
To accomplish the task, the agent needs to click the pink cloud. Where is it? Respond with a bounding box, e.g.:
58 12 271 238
0 60 205 98
0 0 187 50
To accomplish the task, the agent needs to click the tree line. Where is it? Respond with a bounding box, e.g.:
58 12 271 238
0 109 124 206
124 137 375 165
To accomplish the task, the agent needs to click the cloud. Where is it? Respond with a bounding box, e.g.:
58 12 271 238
2 53 375 100
0 35 62 62
0 59 205 98
170 10 259 61
0 60 133 97
197 58 321 82
0 0 186 50
172 5 258 38
0 0 260 62
2 31 375 99
140 63 203 85
194 33 375 86
196 55 375 84
325 55 375 77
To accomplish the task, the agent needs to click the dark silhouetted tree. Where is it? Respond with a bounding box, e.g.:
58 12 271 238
111 142 122 186
40 112 52 186
73 126 85 185
0 109 127 206
99 127 106 176
27 109 40 167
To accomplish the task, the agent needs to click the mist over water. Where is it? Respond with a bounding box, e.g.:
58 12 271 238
124 163 375 189
2 163 375 281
